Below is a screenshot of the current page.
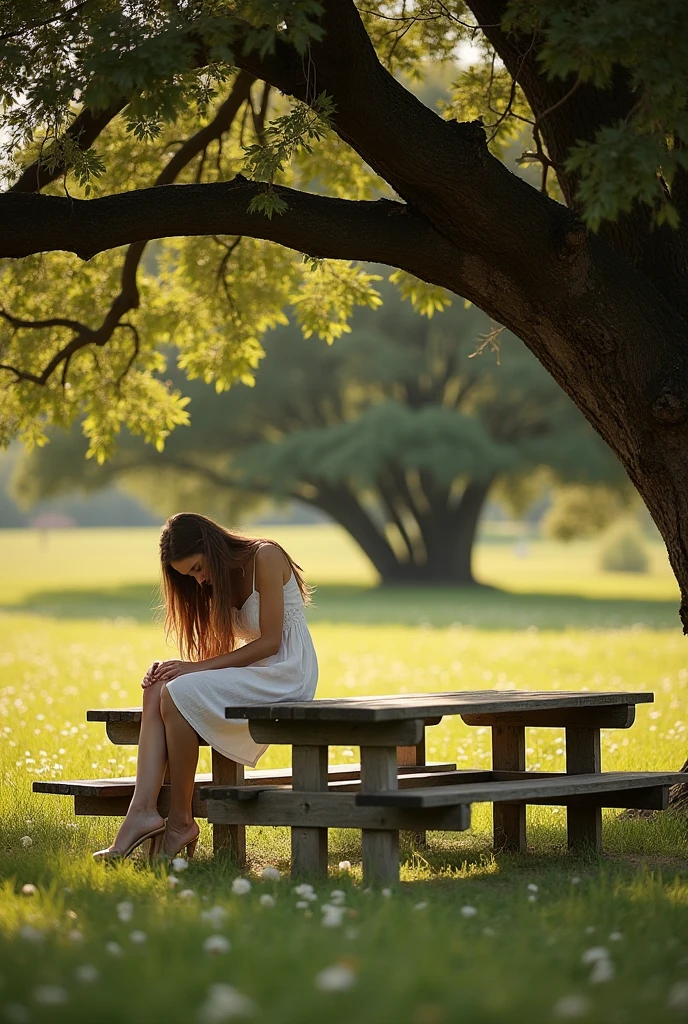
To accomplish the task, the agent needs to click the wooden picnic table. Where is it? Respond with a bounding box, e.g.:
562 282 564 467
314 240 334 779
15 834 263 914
201 689 683 883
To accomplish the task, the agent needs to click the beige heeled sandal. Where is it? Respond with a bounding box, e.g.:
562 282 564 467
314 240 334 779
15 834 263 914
93 824 166 863
158 823 200 861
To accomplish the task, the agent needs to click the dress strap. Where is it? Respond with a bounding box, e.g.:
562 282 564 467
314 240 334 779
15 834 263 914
252 543 264 593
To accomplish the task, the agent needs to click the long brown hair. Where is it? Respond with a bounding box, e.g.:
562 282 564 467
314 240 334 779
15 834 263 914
158 512 312 661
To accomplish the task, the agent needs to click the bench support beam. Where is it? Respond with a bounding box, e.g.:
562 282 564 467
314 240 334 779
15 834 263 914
211 750 245 863
491 725 526 853
361 746 399 883
397 731 427 848
566 727 602 852
291 745 328 878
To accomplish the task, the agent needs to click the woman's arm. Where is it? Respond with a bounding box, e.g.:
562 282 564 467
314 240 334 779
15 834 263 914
152 544 287 683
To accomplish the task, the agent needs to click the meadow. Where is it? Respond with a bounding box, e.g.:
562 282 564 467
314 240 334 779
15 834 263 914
1 525 687 1024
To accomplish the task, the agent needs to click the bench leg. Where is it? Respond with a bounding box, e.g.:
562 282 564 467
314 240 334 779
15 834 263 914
361 746 399 884
566 727 602 853
491 725 526 853
211 750 246 863
398 731 427 847
291 745 328 878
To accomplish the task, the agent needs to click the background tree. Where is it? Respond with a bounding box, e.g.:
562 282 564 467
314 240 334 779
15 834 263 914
13 287 627 583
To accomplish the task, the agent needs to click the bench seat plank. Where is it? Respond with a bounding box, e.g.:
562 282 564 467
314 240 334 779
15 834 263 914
221 690 653 722
356 771 686 808
32 761 457 799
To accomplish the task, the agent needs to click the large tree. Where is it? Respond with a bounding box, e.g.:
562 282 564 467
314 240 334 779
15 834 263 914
13 292 624 583
2 3 688 792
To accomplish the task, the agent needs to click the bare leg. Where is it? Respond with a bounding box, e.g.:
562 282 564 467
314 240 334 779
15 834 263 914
103 677 167 853
159 685 200 856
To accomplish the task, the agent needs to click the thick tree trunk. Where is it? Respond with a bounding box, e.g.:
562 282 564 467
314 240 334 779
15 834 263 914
307 478 491 586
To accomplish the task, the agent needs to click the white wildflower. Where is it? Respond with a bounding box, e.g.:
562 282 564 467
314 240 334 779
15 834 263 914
203 934 231 955
338 861 351 872
315 964 357 992
321 905 346 928
19 925 44 943
609 932 623 942
179 889 196 901
68 929 83 942
414 902 428 912
293 883 317 901
261 866 280 881
75 965 100 984
259 894 276 908
21 883 37 896
553 994 591 1019
105 941 123 956
296 901 309 910
167 874 180 890
172 857 189 872
668 981 688 1010
130 930 147 944
581 947 609 966
201 905 229 928
33 985 68 1005
589 958 615 984
570 877 581 885
197 983 255 1022
528 894 538 903
20 836 32 848
330 890 346 906
381 888 392 898
232 878 251 896
460 905 477 918
116 900 133 922
527 883 539 893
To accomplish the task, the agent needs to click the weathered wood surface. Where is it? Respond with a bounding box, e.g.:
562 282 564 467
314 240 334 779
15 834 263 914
205 791 471 831
462 705 636 729
491 724 526 853
201 768 477 801
248 718 427 748
360 745 400 883
223 690 653 722
566 726 602 852
355 771 687 808
397 733 428 846
291 745 328 877
32 762 458 799
212 750 245 862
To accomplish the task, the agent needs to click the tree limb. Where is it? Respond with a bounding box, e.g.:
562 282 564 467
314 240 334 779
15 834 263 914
8 100 129 194
0 72 255 388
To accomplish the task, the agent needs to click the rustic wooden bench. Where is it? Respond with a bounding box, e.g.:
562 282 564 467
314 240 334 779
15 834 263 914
208 689 681 882
33 707 454 860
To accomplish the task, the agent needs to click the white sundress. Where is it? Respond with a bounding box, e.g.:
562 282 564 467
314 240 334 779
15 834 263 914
166 551 318 767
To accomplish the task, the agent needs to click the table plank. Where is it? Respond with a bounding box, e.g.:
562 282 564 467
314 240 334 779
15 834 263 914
223 690 653 722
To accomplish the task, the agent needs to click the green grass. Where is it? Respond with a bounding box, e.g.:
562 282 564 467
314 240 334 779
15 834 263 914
1 526 688 1024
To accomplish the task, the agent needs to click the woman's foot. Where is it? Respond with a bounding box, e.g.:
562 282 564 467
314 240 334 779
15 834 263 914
94 808 166 860
160 817 200 859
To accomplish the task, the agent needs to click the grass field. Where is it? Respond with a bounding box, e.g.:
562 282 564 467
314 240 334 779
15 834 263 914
1 526 687 1024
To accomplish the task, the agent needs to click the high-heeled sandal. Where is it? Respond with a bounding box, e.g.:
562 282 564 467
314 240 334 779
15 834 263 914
158 822 200 861
93 824 166 863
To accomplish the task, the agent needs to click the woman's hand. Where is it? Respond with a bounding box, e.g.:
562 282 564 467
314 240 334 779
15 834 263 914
141 661 162 689
152 659 199 684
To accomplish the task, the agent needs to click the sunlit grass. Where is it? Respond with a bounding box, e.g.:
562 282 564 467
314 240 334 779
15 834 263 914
1 526 687 1023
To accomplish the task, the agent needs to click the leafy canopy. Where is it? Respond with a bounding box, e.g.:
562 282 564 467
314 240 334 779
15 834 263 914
2 0 686 460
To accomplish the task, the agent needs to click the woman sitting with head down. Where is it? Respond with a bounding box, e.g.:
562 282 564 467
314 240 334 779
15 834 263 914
93 512 318 861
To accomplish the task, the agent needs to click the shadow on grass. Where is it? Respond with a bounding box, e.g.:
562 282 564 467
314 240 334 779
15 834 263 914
0 582 680 630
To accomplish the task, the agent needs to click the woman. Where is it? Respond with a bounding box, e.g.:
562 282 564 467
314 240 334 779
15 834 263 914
93 512 318 861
